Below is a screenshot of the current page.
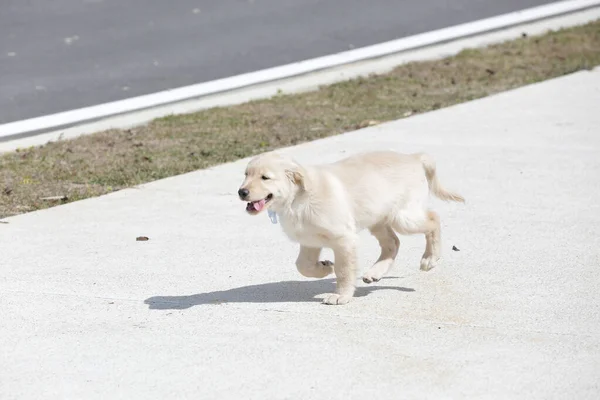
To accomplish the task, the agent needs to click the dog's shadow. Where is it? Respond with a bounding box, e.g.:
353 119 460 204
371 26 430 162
145 277 414 310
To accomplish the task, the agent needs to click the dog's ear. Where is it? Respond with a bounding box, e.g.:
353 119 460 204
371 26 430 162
285 163 308 190
286 169 304 188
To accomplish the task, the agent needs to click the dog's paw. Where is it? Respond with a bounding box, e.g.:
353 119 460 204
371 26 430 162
361 273 381 284
322 293 353 305
420 255 439 271
314 261 334 278
297 261 334 278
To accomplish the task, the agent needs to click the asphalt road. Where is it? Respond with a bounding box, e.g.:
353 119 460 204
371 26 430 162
0 0 557 124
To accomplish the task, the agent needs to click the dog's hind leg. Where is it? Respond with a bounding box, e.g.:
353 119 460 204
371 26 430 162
419 210 441 271
362 225 400 284
392 209 441 271
296 246 334 278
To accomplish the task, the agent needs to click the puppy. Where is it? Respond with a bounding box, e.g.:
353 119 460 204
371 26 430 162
238 150 464 305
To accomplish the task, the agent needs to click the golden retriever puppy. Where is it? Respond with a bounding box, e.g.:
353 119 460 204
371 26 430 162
238 150 464 305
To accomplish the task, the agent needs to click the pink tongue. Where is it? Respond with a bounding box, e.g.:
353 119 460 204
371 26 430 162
253 199 266 211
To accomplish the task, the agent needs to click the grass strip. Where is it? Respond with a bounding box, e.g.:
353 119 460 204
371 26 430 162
1 20 600 218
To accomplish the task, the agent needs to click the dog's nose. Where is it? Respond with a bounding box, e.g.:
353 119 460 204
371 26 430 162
238 188 250 199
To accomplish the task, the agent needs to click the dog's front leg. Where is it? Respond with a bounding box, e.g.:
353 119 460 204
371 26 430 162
323 236 357 305
296 246 334 278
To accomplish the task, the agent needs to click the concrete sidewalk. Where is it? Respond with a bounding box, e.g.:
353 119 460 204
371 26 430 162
1 68 599 399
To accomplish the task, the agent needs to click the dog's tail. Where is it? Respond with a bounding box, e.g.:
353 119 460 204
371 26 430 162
419 153 465 203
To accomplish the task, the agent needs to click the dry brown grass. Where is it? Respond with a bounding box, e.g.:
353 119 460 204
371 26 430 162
2 20 600 218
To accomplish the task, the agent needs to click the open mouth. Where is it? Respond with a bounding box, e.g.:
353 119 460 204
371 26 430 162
246 194 273 214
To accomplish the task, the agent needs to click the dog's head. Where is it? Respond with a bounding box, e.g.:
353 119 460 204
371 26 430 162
238 152 306 215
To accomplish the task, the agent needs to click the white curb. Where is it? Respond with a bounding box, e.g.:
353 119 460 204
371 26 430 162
1 0 599 151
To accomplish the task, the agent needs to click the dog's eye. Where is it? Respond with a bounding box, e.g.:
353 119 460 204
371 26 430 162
261 175 270 180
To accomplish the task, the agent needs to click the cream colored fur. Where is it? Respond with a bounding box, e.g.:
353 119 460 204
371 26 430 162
238 150 464 305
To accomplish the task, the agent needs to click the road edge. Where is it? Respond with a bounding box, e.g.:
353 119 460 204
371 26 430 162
1 0 599 152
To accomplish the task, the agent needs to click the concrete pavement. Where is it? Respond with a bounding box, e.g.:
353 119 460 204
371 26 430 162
1 69 600 399
0 0 558 123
